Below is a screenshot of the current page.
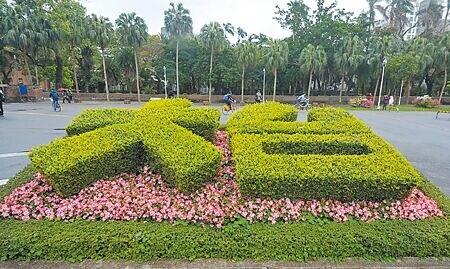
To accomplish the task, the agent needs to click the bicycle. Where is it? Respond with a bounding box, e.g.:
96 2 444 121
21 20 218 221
52 99 61 112
222 100 236 115
294 100 311 111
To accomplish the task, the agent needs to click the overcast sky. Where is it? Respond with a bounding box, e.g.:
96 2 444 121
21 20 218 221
81 0 369 39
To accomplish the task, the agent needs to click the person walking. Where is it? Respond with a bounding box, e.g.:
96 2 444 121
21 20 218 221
382 95 389 110
0 88 5 116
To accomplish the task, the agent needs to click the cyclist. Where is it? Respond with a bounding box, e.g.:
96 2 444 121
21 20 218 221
49 89 60 111
223 92 235 111
296 94 310 110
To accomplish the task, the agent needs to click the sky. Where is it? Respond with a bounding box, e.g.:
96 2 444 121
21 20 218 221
81 0 369 39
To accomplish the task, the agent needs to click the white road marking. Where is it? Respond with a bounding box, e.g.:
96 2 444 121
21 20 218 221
0 152 28 158
9 111 72 118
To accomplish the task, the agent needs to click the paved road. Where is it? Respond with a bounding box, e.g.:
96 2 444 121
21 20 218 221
0 102 448 197
350 110 450 196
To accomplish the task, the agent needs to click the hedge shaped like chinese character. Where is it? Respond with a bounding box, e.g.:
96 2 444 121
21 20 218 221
227 103 422 202
30 99 222 198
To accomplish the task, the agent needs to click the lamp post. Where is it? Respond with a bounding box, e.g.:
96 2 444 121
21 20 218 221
262 68 266 102
163 66 167 99
377 58 387 110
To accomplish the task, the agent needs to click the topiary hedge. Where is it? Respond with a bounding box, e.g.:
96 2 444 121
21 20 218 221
227 103 422 201
0 218 448 262
65 108 137 136
30 99 221 197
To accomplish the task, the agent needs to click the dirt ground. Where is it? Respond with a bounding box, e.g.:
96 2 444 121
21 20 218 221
1 258 449 269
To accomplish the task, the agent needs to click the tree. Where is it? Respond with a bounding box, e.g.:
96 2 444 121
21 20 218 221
89 15 114 101
376 0 415 38
164 2 193 97
366 0 380 31
408 37 435 95
436 33 450 103
236 41 257 102
200 21 227 104
266 39 289 101
386 54 419 104
116 12 148 102
335 35 364 103
299 44 327 98
418 0 444 37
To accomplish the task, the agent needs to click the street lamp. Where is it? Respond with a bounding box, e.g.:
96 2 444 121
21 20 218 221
163 66 167 99
377 58 388 110
262 68 266 102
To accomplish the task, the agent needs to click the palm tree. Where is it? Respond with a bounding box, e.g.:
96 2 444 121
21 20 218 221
200 21 227 104
222 22 235 37
89 14 113 101
164 2 193 98
236 41 257 102
366 0 380 31
116 12 148 102
299 44 327 98
265 39 289 101
236 27 247 42
417 0 444 37
376 0 415 37
437 33 450 103
335 36 364 103
69 15 86 94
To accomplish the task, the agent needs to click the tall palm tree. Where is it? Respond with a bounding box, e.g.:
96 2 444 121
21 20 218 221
376 0 415 37
164 2 193 98
89 14 114 101
265 39 289 101
437 33 450 103
237 41 257 102
418 0 444 37
366 0 380 31
69 14 86 94
116 12 148 102
236 27 247 43
299 44 327 98
200 21 227 104
222 22 235 37
335 36 364 103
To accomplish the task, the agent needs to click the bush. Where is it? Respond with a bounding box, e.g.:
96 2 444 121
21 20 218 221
65 108 136 136
227 104 421 201
232 133 421 201
348 97 374 108
30 99 221 197
0 218 449 262
412 95 440 108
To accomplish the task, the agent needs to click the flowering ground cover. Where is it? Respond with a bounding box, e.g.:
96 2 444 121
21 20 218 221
0 131 443 227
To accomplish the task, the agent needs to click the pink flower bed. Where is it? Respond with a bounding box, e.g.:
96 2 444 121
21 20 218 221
0 131 443 227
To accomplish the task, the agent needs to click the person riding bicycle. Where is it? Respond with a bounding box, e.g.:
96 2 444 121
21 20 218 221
296 94 308 105
223 92 235 111
49 89 60 111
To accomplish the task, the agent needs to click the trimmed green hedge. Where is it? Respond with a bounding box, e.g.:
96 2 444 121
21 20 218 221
65 108 137 136
30 99 221 197
232 133 421 201
0 218 448 262
227 103 422 201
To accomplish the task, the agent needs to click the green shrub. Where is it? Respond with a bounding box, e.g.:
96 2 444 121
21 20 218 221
0 164 36 201
232 133 421 201
65 108 136 136
30 99 221 197
227 104 421 201
0 218 448 262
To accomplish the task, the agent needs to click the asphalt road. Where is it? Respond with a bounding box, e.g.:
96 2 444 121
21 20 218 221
0 102 448 197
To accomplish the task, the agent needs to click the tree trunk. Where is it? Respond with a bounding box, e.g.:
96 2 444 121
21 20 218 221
134 51 141 102
55 48 64 89
373 72 381 105
272 68 277 101
23 56 32 87
307 70 313 98
102 49 110 102
208 46 214 104
443 4 449 33
71 46 79 93
240 65 245 103
339 74 345 103
176 40 180 97
439 59 448 104
406 79 412 104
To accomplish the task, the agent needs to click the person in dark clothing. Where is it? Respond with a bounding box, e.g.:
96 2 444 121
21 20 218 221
49 89 60 111
62 89 73 103
382 95 389 110
0 89 5 116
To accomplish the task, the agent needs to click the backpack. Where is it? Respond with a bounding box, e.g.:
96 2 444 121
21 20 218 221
223 95 229 102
